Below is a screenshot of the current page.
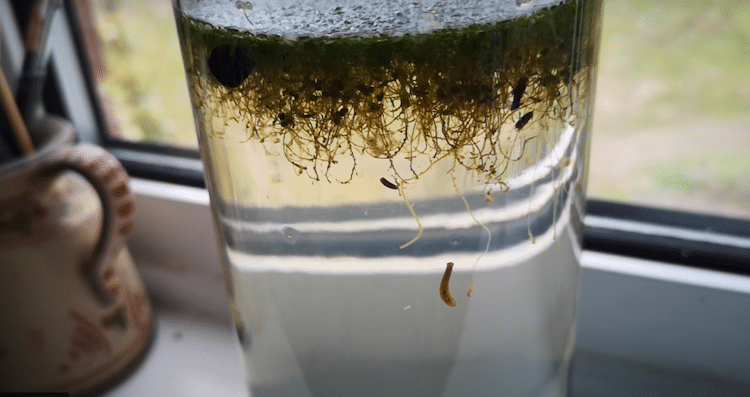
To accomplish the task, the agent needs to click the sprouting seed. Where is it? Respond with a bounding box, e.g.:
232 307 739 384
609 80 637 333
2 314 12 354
208 45 255 88
380 177 398 190
235 1 253 11
236 2 254 25
440 262 457 307
515 111 533 130
511 76 527 111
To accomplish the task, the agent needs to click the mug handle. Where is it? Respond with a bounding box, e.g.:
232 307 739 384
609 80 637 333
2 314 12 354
42 143 135 305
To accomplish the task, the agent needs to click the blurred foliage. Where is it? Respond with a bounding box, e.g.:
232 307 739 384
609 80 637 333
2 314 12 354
91 0 196 147
589 0 750 218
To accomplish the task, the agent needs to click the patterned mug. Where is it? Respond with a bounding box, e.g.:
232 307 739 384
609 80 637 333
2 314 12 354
0 116 153 395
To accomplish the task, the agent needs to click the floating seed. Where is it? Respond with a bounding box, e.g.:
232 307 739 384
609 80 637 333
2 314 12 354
511 76 527 111
380 177 398 190
208 45 255 88
515 111 533 130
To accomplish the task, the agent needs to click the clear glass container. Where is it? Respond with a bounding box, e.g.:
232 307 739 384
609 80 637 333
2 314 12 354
172 0 603 395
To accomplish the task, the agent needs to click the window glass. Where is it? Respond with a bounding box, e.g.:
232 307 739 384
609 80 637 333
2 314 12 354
588 0 750 219
79 0 196 147
81 0 750 219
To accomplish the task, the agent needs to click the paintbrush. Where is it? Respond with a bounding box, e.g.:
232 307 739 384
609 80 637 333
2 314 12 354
14 0 63 124
1 62 35 156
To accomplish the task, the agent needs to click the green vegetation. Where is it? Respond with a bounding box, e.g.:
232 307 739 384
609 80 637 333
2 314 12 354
589 0 750 218
179 1 591 187
646 153 750 208
92 0 196 147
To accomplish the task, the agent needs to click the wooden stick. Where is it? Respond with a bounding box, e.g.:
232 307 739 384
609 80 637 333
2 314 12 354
0 69 35 154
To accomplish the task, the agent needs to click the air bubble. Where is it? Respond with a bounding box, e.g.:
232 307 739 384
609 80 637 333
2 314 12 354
235 1 253 11
282 227 299 244
417 12 443 34
187 0 568 38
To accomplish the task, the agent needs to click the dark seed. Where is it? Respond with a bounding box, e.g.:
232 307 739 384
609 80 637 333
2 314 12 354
208 45 255 88
380 177 398 190
515 111 533 130
511 76 527 111
356 84 374 94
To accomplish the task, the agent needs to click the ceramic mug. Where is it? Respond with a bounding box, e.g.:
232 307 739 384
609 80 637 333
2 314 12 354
0 116 153 395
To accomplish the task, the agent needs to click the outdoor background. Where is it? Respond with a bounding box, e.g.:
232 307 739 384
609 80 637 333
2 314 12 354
85 0 750 220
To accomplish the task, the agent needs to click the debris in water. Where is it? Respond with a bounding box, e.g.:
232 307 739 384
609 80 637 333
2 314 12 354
440 262 457 307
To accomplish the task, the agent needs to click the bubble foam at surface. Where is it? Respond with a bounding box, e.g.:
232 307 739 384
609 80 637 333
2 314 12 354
181 0 568 38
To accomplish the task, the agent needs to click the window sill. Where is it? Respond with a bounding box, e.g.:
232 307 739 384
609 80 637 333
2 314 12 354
102 294 750 397
113 178 750 396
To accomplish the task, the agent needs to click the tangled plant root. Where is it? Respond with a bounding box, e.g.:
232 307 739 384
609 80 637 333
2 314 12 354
180 0 587 190
178 0 594 301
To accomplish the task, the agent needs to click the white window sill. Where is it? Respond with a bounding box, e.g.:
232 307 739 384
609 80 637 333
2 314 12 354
106 179 750 396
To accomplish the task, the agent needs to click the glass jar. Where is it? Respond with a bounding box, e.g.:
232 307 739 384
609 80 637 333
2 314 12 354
172 0 603 395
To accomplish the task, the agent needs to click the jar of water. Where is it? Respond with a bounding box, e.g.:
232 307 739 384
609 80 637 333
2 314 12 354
172 0 603 395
